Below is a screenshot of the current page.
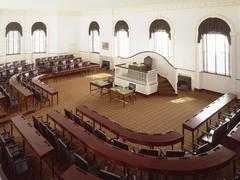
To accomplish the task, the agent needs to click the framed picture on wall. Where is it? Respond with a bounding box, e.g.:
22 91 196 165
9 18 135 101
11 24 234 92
102 42 109 50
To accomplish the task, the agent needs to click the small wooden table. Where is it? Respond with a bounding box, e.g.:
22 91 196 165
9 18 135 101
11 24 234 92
90 79 111 96
61 165 102 180
110 87 133 108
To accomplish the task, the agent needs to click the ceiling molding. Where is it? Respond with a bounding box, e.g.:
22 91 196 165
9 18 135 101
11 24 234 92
0 0 239 17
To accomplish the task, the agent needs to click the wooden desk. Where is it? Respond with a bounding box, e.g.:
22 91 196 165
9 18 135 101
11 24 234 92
47 110 235 177
9 73 34 110
90 79 111 96
227 122 240 153
110 87 133 107
32 74 58 106
11 115 54 178
51 64 100 78
76 105 183 148
61 165 101 180
182 93 237 150
0 92 6 115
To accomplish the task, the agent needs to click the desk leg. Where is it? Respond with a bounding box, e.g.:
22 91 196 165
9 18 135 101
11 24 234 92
51 95 53 107
40 159 42 180
192 131 195 151
123 96 125 108
10 124 13 136
182 127 185 148
57 93 59 105
25 97 28 111
233 159 236 178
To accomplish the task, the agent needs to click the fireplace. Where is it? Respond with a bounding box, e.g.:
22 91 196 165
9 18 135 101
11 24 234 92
101 60 110 70
177 75 191 91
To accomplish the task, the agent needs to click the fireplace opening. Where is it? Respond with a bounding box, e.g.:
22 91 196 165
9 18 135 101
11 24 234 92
177 75 191 91
101 60 110 70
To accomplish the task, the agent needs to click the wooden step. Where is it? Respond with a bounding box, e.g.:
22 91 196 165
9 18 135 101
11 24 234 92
158 75 176 96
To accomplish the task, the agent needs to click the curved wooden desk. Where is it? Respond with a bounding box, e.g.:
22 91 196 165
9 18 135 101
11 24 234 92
76 105 183 148
183 93 237 150
0 92 6 115
47 110 235 177
32 74 58 106
61 165 102 180
227 122 240 153
9 73 34 110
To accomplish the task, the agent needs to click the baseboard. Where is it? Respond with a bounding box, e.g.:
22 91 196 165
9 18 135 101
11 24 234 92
194 88 224 96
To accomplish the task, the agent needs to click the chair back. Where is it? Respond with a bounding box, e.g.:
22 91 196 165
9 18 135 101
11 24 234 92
128 83 136 91
32 115 40 131
64 109 73 120
143 56 153 70
139 148 158 157
74 153 88 171
72 114 82 125
94 129 107 142
83 121 93 133
165 150 185 157
99 169 121 180
112 139 129 150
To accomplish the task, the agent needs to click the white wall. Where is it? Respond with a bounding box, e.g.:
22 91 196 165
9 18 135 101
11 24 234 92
0 4 240 96
0 11 79 63
78 5 240 96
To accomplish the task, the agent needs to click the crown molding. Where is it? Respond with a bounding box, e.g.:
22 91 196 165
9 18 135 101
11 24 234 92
0 9 80 16
0 0 239 17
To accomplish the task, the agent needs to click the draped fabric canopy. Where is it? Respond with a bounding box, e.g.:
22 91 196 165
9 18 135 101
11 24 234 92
32 22 47 35
88 21 100 35
114 20 129 36
198 17 231 44
149 19 171 39
6 22 23 36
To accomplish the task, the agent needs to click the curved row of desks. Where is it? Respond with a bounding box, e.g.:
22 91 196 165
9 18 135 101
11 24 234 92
47 110 236 177
182 93 237 149
76 105 183 148
9 72 34 110
31 74 58 106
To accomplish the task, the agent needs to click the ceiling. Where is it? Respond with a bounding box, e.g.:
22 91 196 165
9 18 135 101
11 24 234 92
0 0 239 12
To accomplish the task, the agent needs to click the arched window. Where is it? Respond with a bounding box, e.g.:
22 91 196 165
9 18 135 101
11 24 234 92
149 19 171 60
6 22 22 55
32 22 47 53
89 21 100 53
114 20 129 58
198 18 231 76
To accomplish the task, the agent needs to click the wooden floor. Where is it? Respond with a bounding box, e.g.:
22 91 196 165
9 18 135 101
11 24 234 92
31 72 220 149
2 71 238 180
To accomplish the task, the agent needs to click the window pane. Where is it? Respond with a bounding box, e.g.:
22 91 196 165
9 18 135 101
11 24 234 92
33 30 46 53
202 33 229 76
153 31 169 60
91 30 99 53
7 31 20 54
116 30 129 57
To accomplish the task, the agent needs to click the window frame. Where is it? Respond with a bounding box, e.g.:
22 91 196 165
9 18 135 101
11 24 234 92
90 30 100 53
201 33 230 76
32 29 47 53
6 30 21 55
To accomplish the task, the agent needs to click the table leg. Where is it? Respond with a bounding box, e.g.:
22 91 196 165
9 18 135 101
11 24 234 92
57 93 59 105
